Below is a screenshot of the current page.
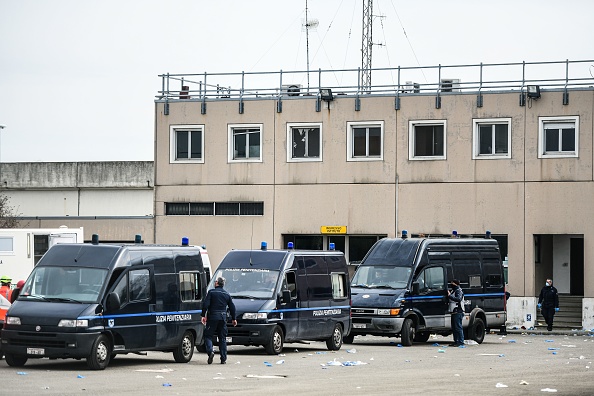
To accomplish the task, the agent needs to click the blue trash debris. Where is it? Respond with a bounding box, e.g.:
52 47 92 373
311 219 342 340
264 361 273 367
432 343 440 347
508 340 516 343
16 372 27 375
545 340 554 343
162 383 172 387
77 375 85 379
397 344 403 348
547 347 559 350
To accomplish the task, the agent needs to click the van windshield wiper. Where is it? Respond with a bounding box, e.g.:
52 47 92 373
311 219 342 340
232 295 260 299
26 294 51 302
351 284 370 288
44 297 84 304
371 284 397 289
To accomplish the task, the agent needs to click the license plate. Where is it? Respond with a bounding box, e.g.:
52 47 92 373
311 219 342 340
225 337 232 343
353 323 366 329
27 348 45 355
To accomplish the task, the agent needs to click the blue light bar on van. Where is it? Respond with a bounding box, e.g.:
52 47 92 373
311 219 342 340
329 243 335 250
181 237 189 246
401 230 408 239
261 241 267 251
287 242 294 249
92 234 99 245
452 230 458 238
134 234 142 244
485 230 492 239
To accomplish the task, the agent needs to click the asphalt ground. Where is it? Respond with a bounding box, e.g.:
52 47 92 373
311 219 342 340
2 332 594 395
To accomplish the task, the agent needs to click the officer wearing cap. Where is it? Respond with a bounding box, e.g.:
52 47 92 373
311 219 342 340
0 275 12 301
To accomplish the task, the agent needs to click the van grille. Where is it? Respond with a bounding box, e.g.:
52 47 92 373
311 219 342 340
9 332 66 349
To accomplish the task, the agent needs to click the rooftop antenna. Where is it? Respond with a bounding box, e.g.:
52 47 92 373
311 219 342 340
303 0 319 93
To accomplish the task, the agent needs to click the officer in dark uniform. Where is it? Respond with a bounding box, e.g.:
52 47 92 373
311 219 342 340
538 278 559 331
201 276 237 364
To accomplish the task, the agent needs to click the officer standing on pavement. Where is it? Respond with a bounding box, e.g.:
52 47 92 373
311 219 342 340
538 278 559 331
201 276 237 364
448 279 465 347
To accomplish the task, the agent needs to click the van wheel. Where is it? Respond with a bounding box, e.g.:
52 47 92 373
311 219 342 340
5 353 28 367
413 331 431 343
87 334 111 370
343 334 355 344
401 318 415 346
469 318 486 344
326 324 343 351
173 331 195 363
265 326 284 354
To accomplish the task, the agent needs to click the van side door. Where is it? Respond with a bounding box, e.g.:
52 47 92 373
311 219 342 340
297 255 331 339
106 267 155 350
412 266 448 329
280 270 299 340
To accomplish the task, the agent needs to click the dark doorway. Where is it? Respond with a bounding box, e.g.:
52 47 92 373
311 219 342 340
570 238 584 296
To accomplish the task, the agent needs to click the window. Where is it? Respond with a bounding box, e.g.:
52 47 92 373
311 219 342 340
179 272 202 302
0 237 14 253
538 116 579 158
129 269 150 301
331 273 348 298
229 124 262 162
170 125 204 163
287 123 322 162
347 121 384 161
472 118 511 159
409 120 446 160
34 235 49 264
165 202 263 216
415 266 445 293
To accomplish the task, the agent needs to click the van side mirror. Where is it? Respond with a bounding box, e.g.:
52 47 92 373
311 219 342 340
106 292 121 311
281 290 291 304
412 282 420 295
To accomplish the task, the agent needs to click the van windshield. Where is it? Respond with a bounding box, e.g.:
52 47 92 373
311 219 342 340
20 266 108 304
351 265 412 289
211 268 280 299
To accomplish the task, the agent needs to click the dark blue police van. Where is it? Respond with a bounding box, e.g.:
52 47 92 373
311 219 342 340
1 236 208 369
209 242 351 354
348 233 507 346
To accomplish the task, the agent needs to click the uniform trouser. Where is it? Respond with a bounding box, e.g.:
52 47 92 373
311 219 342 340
541 306 556 329
451 312 464 344
204 319 229 361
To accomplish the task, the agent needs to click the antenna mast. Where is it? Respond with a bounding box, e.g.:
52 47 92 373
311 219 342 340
303 0 319 93
361 0 373 92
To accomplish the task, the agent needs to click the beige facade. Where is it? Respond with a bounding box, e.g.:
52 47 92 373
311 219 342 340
155 73 594 328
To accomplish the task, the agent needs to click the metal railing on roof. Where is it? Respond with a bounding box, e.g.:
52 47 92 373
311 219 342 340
156 59 594 103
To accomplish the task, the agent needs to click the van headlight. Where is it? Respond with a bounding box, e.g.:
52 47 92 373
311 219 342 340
6 317 21 325
58 319 89 328
242 313 267 320
377 309 400 316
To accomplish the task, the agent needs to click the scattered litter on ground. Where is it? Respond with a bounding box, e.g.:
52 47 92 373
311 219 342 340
135 368 174 373
458 345 466 348
438 349 446 353
495 383 508 388
343 361 367 366
508 340 517 343
520 380 529 385
346 349 357 353
552 352 557 355
478 353 501 356
405 360 411 362
213 376 225 380
245 374 287 379
454 374 460 377
432 343 441 347
561 345 576 347
264 361 273 367
16 372 27 375
548 348 559 350
327 359 342 366
276 360 285 365
464 340 478 345
162 383 172 387
545 340 555 343
540 388 557 392
396 344 403 348
369 357 374 361
77 375 85 379
155 375 164 379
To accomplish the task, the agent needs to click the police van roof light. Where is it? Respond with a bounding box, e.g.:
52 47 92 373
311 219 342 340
92 234 99 245
261 241 268 251
134 234 142 244
181 237 189 246
485 230 492 239
329 242 335 250
452 230 458 238
287 242 294 249
401 230 408 239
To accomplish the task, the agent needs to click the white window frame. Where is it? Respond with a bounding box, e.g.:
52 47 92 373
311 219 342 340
472 118 512 160
0 237 14 254
538 116 579 158
286 123 323 162
408 120 447 160
346 121 384 162
228 123 263 163
169 124 205 164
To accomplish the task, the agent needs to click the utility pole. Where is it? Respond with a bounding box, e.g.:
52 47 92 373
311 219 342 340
361 0 373 92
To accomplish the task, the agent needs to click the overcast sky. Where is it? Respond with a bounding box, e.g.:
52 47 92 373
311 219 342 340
1 0 593 163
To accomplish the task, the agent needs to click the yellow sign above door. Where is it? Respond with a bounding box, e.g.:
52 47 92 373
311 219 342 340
320 226 347 234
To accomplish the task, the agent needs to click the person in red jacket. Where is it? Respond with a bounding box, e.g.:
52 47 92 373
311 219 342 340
10 280 25 303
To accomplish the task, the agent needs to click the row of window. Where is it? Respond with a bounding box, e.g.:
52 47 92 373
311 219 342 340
171 116 579 163
165 202 264 216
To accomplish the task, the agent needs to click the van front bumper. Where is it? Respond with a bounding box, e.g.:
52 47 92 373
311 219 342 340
1 328 99 359
225 323 277 346
350 317 405 335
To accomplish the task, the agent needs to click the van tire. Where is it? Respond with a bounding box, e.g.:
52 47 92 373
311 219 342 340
401 318 415 346
5 353 28 367
87 334 111 370
343 334 355 344
326 324 343 351
413 331 431 343
469 318 486 344
265 326 284 354
173 331 195 363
